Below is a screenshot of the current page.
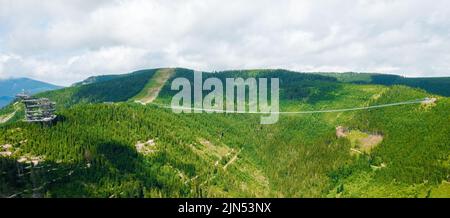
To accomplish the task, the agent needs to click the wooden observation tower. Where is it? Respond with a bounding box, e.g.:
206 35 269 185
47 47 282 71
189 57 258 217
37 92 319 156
16 92 57 122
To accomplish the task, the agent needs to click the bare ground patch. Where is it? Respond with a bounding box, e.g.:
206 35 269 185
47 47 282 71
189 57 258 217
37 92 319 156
0 110 17 124
358 134 383 152
135 139 158 155
135 68 175 104
0 144 13 157
336 126 384 154
17 154 45 166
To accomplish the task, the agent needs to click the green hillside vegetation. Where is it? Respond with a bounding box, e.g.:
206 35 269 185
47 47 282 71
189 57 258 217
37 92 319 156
1 68 448 198
320 72 450 97
71 74 124 86
328 87 450 197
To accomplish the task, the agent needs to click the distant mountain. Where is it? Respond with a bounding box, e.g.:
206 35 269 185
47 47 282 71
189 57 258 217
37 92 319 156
0 78 63 108
0 96 14 109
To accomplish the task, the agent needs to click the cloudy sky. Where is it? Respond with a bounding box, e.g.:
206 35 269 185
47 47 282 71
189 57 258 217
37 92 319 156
0 0 449 86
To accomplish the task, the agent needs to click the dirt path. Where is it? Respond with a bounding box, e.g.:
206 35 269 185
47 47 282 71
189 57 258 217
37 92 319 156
223 150 241 170
350 148 363 154
0 110 17 124
135 68 175 105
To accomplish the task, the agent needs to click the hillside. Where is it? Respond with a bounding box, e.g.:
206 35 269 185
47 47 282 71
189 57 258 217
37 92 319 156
318 72 450 97
0 78 62 108
0 68 449 198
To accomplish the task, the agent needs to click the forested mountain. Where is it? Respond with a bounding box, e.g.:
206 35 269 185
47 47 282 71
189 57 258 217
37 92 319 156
0 78 62 108
318 72 450 97
0 68 449 198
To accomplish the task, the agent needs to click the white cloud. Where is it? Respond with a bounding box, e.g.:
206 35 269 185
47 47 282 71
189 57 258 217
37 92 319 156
0 0 449 85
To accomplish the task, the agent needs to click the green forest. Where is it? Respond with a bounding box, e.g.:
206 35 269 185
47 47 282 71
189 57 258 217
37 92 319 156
1 68 449 198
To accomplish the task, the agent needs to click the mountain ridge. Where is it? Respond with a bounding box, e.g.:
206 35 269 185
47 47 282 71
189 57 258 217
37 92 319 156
68 68 450 98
